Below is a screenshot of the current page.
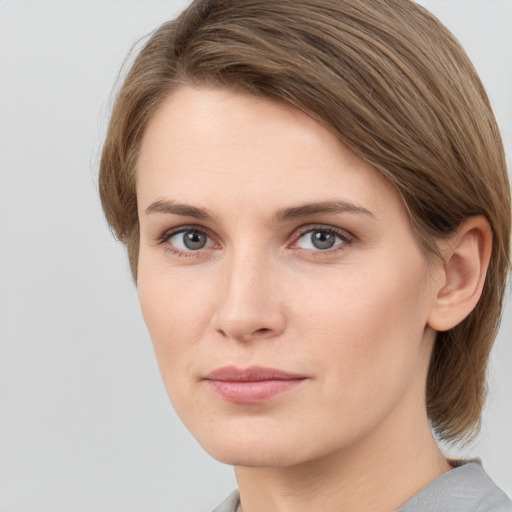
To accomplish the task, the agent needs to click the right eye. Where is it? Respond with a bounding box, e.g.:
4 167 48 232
163 228 214 254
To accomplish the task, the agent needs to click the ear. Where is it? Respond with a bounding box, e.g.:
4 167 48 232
427 216 492 332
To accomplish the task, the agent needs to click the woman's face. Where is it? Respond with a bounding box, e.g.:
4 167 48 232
136 86 442 467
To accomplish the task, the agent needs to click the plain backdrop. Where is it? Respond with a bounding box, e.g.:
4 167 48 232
0 1 511 511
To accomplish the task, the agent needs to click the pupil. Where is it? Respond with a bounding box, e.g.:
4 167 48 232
312 230 335 250
184 231 207 250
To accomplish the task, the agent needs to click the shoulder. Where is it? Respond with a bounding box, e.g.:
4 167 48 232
209 461 511 512
398 460 512 512
210 490 240 512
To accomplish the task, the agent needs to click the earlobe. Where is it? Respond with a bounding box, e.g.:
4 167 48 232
427 216 492 332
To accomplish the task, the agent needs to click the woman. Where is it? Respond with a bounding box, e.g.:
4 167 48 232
99 0 511 510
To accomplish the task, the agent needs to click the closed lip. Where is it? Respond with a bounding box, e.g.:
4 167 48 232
202 366 307 403
203 365 306 382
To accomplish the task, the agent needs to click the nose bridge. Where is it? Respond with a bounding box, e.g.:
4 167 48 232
215 242 285 341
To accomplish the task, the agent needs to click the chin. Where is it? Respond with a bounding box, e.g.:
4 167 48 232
190 422 338 469
204 441 308 468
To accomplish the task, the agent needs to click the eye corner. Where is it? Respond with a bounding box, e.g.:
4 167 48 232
157 225 220 258
290 225 354 253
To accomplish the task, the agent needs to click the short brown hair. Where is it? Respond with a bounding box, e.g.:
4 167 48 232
99 0 511 443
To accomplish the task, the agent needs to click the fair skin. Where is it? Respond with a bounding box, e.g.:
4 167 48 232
135 86 491 512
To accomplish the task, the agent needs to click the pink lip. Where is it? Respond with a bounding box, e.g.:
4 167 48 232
203 366 306 404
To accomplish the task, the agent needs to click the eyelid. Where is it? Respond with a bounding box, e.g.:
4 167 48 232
289 224 354 251
158 224 214 243
155 223 354 257
157 224 220 257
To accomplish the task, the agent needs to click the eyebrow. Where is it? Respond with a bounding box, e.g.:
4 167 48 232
144 199 216 221
144 199 374 222
273 200 375 222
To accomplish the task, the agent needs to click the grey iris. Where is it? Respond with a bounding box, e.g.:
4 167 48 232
183 231 207 250
311 230 336 250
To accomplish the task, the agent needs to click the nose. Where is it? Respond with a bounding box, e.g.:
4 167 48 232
213 248 286 342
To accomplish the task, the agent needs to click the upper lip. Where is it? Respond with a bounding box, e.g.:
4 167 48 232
204 365 306 382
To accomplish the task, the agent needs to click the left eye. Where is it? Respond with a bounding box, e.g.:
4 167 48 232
294 228 348 251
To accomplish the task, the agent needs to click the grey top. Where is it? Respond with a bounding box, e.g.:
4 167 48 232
211 460 511 512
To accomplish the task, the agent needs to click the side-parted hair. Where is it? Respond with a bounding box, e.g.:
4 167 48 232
99 0 511 443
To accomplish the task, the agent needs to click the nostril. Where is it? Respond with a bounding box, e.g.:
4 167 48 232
216 327 271 340
254 328 271 335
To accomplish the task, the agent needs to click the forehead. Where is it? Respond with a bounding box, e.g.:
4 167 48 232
136 86 403 219
138 86 344 171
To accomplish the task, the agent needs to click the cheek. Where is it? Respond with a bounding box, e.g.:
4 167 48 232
292 255 432 388
137 264 214 377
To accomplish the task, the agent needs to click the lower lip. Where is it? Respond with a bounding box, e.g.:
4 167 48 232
205 379 305 403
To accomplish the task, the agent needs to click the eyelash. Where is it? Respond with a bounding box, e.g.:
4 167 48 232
158 225 216 258
158 224 354 258
291 226 353 255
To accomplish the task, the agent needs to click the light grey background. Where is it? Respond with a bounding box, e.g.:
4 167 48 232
0 1 510 511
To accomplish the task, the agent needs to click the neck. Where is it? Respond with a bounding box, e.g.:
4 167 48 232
234 405 451 512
